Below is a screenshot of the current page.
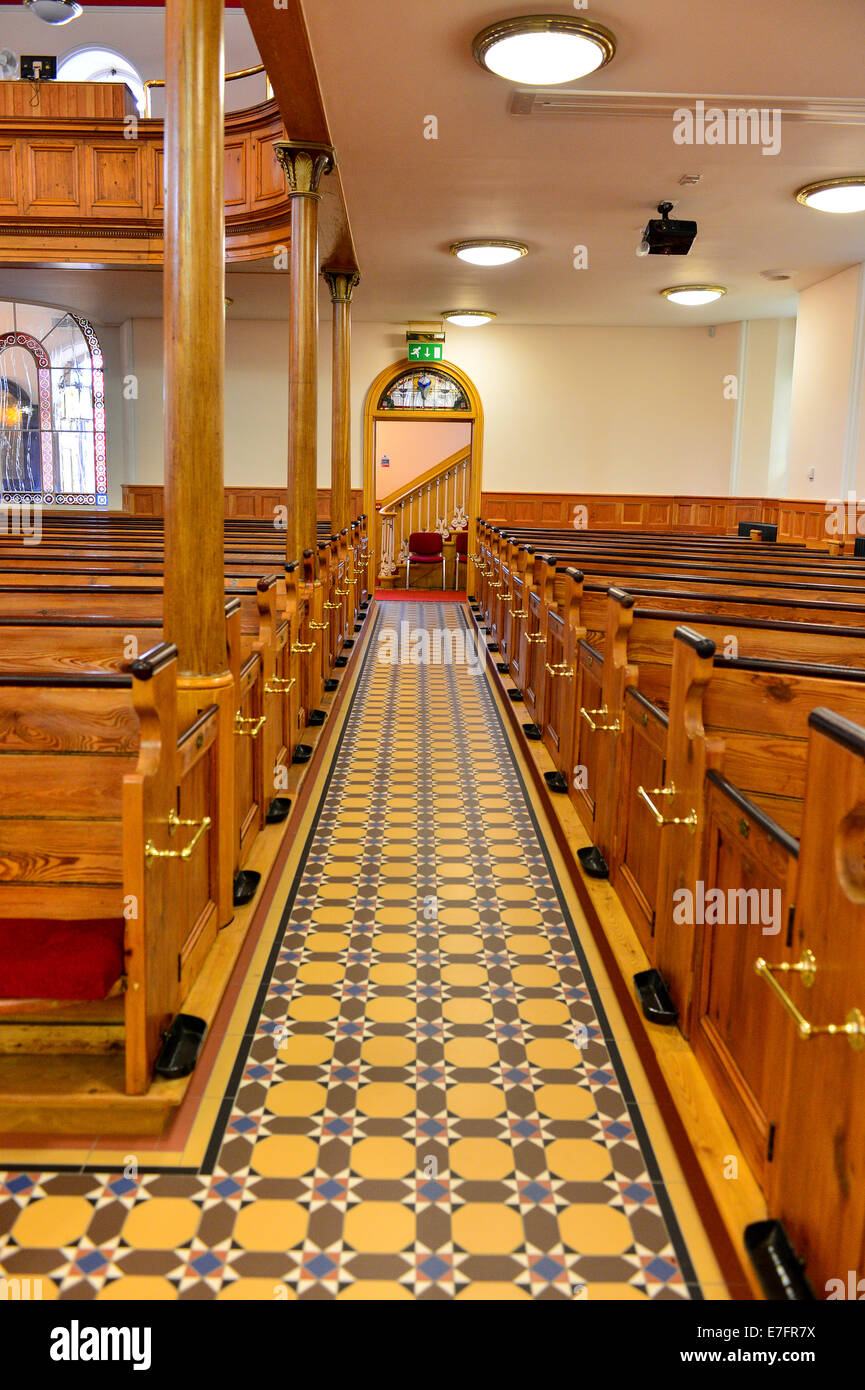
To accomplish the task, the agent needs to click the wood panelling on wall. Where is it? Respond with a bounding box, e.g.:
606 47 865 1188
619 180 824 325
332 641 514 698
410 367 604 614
121 485 839 545
123 485 364 522
478 491 838 544
0 97 292 266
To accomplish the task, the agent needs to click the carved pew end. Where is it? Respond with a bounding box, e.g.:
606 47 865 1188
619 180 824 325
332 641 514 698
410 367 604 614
154 1014 207 1080
544 770 568 794
522 723 542 741
308 709 327 727
233 869 262 907
266 797 292 825
633 968 678 1026
744 1221 815 1302
324 678 340 693
293 743 314 764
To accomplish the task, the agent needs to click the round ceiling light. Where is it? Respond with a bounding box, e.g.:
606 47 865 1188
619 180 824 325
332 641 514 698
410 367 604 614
661 286 727 306
472 15 616 86
450 240 528 266
795 178 865 214
442 309 497 327
24 0 82 24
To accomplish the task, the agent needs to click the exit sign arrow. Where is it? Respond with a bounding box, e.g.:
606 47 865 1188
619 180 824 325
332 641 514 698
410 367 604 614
407 343 443 362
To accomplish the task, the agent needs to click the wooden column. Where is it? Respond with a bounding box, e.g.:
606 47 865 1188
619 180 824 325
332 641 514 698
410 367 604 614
163 0 226 677
273 141 335 563
322 268 360 536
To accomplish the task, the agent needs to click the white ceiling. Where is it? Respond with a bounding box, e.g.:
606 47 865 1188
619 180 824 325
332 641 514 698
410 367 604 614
0 0 863 328
302 0 865 326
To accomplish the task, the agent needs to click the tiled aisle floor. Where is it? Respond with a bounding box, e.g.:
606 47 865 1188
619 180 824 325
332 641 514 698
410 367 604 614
0 602 731 1300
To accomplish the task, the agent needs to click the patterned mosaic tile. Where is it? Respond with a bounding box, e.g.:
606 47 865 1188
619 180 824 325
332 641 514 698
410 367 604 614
0 602 713 1301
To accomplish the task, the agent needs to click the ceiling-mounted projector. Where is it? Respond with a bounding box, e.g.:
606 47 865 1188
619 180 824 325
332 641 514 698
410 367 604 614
636 201 697 257
24 0 83 25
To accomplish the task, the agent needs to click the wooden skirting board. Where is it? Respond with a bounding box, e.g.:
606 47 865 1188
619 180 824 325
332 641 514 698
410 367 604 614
469 602 767 1300
0 608 376 1137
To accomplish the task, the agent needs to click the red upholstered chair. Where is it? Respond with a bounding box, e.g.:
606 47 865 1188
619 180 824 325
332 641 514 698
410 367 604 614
453 530 468 590
406 531 445 589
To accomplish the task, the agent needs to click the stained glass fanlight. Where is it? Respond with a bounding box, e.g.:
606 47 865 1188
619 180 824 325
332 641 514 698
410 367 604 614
0 301 107 506
378 368 470 412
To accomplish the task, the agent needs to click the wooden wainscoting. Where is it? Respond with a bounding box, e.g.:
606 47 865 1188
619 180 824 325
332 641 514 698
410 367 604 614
478 491 837 544
123 485 364 523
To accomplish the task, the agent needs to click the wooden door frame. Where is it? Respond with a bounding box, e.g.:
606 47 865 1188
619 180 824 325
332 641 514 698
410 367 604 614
362 357 484 591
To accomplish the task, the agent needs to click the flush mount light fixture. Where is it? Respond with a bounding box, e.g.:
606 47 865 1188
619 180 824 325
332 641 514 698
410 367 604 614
661 285 727 306
24 0 82 24
795 177 865 213
442 309 497 327
760 269 792 281
472 15 616 86
450 240 528 266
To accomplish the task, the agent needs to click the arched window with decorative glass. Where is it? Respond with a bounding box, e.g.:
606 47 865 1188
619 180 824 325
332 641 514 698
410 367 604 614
0 301 107 507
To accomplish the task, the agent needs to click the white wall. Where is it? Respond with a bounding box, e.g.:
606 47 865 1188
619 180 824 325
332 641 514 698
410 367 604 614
735 318 796 497
788 265 863 501
120 315 764 499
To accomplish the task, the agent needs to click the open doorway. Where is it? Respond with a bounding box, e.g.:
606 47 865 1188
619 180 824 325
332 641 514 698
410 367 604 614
363 359 483 594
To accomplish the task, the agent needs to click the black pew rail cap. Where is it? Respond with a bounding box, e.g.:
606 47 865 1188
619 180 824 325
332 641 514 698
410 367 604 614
673 625 716 660
538 553 558 565
625 685 669 729
224 597 242 618
0 670 134 688
285 561 299 573
562 566 585 583
318 542 329 550
607 585 635 608
717 654 865 681
809 706 865 753
518 544 535 554
0 616 162 629
705 769 799 858
129 641 178 680
257 575 279 592
302 549 314 558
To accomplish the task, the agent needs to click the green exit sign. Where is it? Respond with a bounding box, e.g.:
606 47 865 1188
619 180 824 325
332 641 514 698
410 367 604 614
407 342 443 362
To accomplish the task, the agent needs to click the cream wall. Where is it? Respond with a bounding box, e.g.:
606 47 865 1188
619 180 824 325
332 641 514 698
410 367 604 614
374 420 472 500
121 316 757 498
735 318 796 497
787 264 863 501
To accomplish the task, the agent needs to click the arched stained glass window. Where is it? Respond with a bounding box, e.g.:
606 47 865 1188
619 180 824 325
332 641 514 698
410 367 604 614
0 301 107 507
378 368 470 412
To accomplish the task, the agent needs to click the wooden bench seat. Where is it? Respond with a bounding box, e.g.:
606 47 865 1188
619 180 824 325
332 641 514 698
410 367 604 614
0 644 218 1094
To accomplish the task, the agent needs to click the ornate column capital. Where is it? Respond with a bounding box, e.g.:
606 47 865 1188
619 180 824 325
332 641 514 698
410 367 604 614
273 140 336 198
322 268 361 302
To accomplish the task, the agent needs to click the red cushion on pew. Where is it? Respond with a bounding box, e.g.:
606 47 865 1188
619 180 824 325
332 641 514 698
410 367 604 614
0 919 125 1001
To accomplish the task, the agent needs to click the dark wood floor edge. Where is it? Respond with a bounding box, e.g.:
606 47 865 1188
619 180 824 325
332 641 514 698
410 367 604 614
465 603 756 1301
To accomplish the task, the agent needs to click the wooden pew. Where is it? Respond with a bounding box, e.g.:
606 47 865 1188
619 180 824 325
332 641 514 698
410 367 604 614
0 643 218 1096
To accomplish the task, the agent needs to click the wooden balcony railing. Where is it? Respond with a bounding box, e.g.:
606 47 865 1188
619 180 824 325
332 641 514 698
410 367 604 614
0 96 292 266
